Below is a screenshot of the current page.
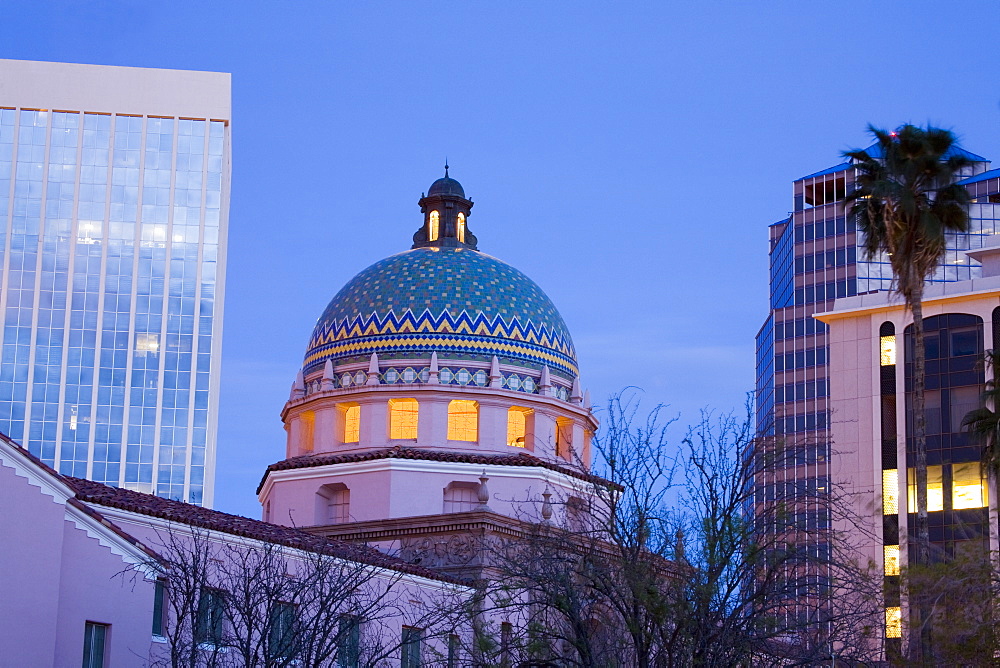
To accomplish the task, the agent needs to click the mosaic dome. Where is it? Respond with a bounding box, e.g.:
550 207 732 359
304 247 577 379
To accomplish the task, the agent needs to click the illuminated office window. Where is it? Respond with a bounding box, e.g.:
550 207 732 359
507 406 532 448
882 469 898 515
389 398 419 440
447 400 478 442
880 335 896 366
952 462 987 509
907 465 944 512
457 212 466 243
429 211 440 241
885 606 902 638
884 544 900 576
343 404 360 444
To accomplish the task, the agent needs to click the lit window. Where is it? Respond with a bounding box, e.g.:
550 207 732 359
343 404 360 443
300 410 315 452
952 462 987 509
556 418 573 460
429 210 440 241
507 407 531 447
457 212 466 243
884 545 900 576
447 400 478 441
135 333 160 357
882 469 898 515
389 398 419 440
885 606 902 638
907 465 943 513
880 335 896 366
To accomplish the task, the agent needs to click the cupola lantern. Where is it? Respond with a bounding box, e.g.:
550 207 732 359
412 164 478 250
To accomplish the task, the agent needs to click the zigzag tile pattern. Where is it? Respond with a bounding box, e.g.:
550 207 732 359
305 248 577 376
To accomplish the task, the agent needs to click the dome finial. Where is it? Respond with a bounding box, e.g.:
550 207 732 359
444 158 449 178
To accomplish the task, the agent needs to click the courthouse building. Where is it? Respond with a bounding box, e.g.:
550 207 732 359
0 172 602 665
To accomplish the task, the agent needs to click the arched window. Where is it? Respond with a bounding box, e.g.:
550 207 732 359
507 406 532 448
342 403 360 443
389 398 419 440
456 212 466 243
443 481 479 513
316 483 350 525
429 210 440 241
448 400 478 441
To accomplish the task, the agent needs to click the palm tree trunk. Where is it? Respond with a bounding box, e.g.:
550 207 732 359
912 297 930 566
909 295 932 662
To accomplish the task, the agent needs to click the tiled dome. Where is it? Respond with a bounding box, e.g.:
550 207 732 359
304 247 577 379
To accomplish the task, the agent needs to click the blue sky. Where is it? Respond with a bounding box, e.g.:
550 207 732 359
3 1 999 517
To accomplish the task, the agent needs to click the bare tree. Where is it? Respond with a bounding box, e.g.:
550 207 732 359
143 525 467 668
476 391 884 667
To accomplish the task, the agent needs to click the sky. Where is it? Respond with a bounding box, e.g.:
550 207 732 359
2 1 999 517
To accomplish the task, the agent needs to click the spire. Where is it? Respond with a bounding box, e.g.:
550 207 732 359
444 158 449 178
428 351 440 384
321 359 335 391
490 356 503 388
366 353 380 386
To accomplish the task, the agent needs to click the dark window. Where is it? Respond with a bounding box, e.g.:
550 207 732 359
152 578 166 636
501 622 512 668
82 622 108 668
196 588 226 645
269 602 296 660
401 627 422 668
338 615 361 668
447 634 461 668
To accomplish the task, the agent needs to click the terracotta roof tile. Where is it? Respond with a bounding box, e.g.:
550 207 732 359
66 477 463 584
258 445 613 494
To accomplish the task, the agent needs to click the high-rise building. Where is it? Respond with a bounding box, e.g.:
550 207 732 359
754 140 1000 647
818 235 1000 656
756 144 993 448
0 60 230 505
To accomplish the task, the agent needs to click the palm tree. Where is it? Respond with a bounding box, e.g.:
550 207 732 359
843 124 971 658
962 350 1000 478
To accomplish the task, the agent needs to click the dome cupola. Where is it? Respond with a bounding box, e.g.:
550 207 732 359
412 164 477 250
303 171 578 387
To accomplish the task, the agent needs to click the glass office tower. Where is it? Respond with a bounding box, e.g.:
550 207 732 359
0 60 230 505
756 146 993 449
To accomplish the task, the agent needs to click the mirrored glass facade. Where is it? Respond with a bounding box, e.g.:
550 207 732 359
0 75 229 506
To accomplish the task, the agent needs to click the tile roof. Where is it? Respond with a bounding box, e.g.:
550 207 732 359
259 445 615 493
66 476 462 584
